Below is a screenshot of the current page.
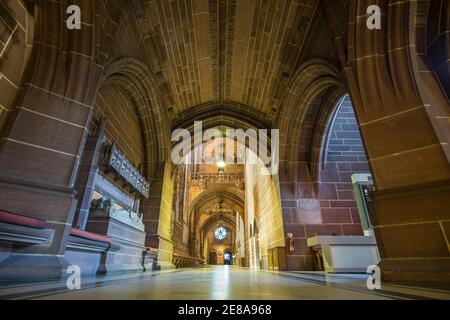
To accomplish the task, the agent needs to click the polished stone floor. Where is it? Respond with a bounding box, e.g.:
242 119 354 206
1 266 449 300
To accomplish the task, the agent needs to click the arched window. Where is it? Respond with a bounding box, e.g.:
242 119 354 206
214 226 228 241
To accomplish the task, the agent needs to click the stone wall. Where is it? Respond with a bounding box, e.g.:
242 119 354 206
245 152 285 269
93 85 145 168
280 95 370 271
0 1 33 135
317 95 369 236
153 163 175 269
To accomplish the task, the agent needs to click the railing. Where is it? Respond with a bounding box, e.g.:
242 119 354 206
172 254 201 269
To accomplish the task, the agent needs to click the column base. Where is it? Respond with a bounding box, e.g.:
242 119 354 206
97 263 145 274
0 254 70 281
380 258 450 289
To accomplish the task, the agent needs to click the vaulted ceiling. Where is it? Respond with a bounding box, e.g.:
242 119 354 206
135 0 339 124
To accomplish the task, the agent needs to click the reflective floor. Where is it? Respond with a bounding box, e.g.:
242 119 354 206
1 266 449 300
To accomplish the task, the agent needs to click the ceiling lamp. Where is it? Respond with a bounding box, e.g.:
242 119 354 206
216 151 226 172
217 159 226 171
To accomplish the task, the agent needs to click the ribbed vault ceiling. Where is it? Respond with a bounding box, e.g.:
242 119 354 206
136 0 337 124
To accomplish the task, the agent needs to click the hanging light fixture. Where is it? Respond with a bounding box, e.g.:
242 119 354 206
216 143 226 172
216 158 226 171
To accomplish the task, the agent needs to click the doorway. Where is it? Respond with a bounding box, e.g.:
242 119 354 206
208 251 218 265
224 250 233 265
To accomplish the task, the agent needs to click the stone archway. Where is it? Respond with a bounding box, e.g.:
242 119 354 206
276 59 346 181
224 249 233 265
208 250 218 265
323 0 450 286
189 188 244 264
276 59 347 271
101 57 171 181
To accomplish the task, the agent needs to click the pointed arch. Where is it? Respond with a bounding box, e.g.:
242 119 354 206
99 57 171 181
276 59 346 179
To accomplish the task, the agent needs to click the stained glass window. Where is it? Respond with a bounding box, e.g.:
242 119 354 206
214 226 227 240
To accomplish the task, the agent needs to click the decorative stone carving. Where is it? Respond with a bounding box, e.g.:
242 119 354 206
209 0 219 101
91 195 114 210
89 198 145 232
103 144 150 198
190 173 244 190
225 0 236 99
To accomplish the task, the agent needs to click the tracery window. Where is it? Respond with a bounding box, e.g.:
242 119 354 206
214 226 228 241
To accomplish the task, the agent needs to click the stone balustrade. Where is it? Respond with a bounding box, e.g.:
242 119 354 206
189 173 244 189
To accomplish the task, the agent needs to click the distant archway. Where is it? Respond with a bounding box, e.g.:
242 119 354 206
208 251 218 265
168 127 285 270
224 250 233 265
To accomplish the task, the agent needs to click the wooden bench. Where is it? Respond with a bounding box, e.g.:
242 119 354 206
66 228 119 253
172 254 199 269
0 210 53 246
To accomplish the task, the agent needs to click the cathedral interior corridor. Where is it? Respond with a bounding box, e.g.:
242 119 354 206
0 0 449 309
